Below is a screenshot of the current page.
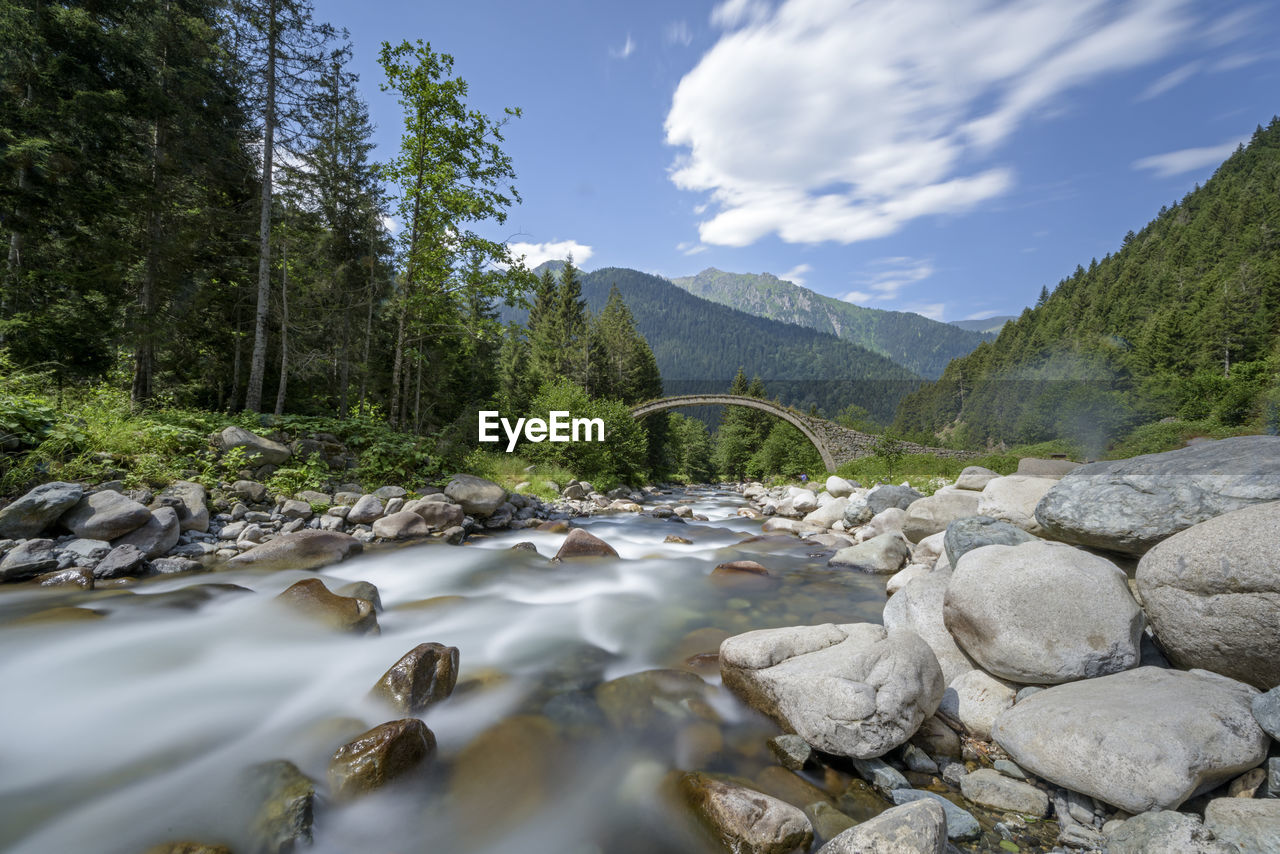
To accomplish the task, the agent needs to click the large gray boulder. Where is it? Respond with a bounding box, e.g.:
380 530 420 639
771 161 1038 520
954 466 999 491
1016 457 1081 478
803 497 849 529
816 799 947 854
991 667 1269 812
902 488 980 543
1136 501 1280 689
0 481 83 539
153 481 209 532
228 530 362 571
444 474 506 517
216 426 291 465
113 506 181 558
942 516 1036 567
719 622 944 759
866 484 924 514
404 499 465 531
883 569 976 686
371 511 431 540
1204 798 1280 854
977 475 1054 534
944 540 1143 684
0 538 58 581
827 532 910 574
824 475 856 498
61 490 153 540
1034 435 1280 555
1105 810 1238 854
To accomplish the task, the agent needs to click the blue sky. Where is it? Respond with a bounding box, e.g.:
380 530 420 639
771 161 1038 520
311 0 1279 322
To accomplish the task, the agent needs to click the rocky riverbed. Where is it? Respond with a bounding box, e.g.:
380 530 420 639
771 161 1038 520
0 434 1278 853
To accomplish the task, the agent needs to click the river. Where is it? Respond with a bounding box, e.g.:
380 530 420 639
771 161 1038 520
0 485 894 853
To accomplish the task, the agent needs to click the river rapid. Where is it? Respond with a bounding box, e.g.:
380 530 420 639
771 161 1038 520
0 485 898 853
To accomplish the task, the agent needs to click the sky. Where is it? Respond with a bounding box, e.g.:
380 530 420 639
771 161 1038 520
311 0 1280 322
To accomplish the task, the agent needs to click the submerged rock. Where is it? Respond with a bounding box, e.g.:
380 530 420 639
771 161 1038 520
369 642 459 714
327 718 435 801
228 530 361 571
679 772 813 854
274 578 377 634
237 759 314 854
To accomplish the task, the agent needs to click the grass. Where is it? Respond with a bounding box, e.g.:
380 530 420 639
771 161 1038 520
462 449 578 501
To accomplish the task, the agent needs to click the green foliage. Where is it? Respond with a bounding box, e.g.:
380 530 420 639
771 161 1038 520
663 412 715 483
518 378 648 490
745 422 823 480
872 433 907 482
264 452 331 498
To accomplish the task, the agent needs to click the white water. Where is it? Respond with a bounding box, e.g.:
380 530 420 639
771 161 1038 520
0 487 886 854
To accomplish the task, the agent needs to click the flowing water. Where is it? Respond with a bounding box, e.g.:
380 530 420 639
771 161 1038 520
0 486 898 853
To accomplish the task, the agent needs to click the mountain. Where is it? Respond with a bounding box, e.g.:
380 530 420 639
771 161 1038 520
668 268 991 379
505 266 922 423
949 316 1016 334
894 117 1280 452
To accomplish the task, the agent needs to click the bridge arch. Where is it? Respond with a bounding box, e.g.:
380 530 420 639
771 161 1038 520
630 394 838 473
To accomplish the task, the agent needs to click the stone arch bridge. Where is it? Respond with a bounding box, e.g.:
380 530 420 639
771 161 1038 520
630 394 973 473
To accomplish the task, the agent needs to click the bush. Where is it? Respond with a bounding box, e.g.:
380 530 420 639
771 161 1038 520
517 378 649 490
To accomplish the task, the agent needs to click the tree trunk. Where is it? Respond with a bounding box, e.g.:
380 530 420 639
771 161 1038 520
338 311 351 417
230 306 243 411
132 93 168 407
245 0 279 412
412 349 422 432
358 237 374 411
274 240 289 416
389 304 406 427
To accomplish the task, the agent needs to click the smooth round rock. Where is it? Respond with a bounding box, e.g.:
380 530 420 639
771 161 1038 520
902 488 980 543
228 530 361 571
828 532 911 574
977 475 1055 533
327 718 435 801
883 568 976 686
62 490 152 540
942 515 1036 567
554 528 619 559
1105 809 1238 854
679 772 814 854
816 799 946 854
866 484 924 514
445 474 507 517
959 768 1048 816
0 481 83 539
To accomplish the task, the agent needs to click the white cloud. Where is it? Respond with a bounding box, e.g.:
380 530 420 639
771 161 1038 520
1138 61 1201 100
381 216 398 234
1132 136 1247 178
666 20 693 46
779 263 811 285
610 34 636 59
851 257 935 301
964 310 1004 321
906 303 946 321
676 241 709 255
505 240 594 268
667 0 1222 247
842 291 874 304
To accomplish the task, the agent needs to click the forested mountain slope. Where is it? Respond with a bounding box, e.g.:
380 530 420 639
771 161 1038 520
669 268 991 379
504 266 921 422
894 117 1280 451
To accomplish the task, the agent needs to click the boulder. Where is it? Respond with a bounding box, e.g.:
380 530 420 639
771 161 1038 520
1105 810 1238 854
942 516 1036 567
61 490 152 540
992 667 1269 812
405 499 464 531
231 480 269 504
369 642 459 714
373 485 406 501
1204 798 1280 854
827 532 911 574
887 789 980 841
228 530 361 571
274 578 377 634
976 475 1055 534
866 484 924 514
885 563 930 596
152 557 201 575
0 538 58 581
327 718 435 801
959 768 1048 816
902 488 980 543
554 528 619 559
0 481 83 539
216 426 291 465
803 497 849 529
842 496 874 527
1034 435 1280 555
371 510 431 540
883 569 976 686
278 499 312 520
719 622 944 759
940 669 1015 740
93 543 148 579
1253 686 1280 740
1016 457 1081 478
1136 501 1280 689
824 476 856 498
346 494 383 525
154 481 209 532
61 538 111 563
679 772 813 854
791 490 819 514
113 507 180 558
944 540 1143 683
858 507 907 541
816 799 946 854
954 466 999 491
445 474 507 517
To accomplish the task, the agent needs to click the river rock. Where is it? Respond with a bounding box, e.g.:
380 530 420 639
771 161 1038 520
373 485 405 501
791 490 819 515
237 759 314 854
228 530 361 571
1253 687 1280 740
370 642 459 714
827 532 911 573
942 516 1036 567
1204 798 1280 853
274 578 377 634
1105 809 1239 854
954 466 999 491
825 476 856 498
371 510 431 540
804 497 849 528
151 557 201 575
885 563 929 596
883 569 976 686
278 499 312 521
327 718 435 801
154 481 209 532
888 789 980 841
679 772 813 854
959 768 1048 816
804 802 855 845
346 494 383 525
405 499 464 530
1137 501 1280 689
768 734 813 770
595 669 714 730
977 475 1055 534
866 484 924 514
0 481 83 539
216 426 291 465
991 667 1268 812
842 496 874 527
60 538 111 563
555 528 619 559
62 490 152 540
93 543 148 579
445 474 506 517
944 540 1143 683
0 538 58 581
449 716 563 839
230 480 268 504
940 669 1015 740
1016 457 1080 478
859 507 907 541
1034 435 1280 555
719 622 944 759
113 507 180 558
902 488 980 543
816 798 946 854
143 843 232 854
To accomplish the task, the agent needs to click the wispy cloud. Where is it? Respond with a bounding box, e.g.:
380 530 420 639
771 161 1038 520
676 241 708 256
610 34 636 59
906 303 946 321
1138 60 1201 100
505 240 594 268
666 20 693 47
1133 136 1247 178
666 0 1241 248
779 263 811 285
